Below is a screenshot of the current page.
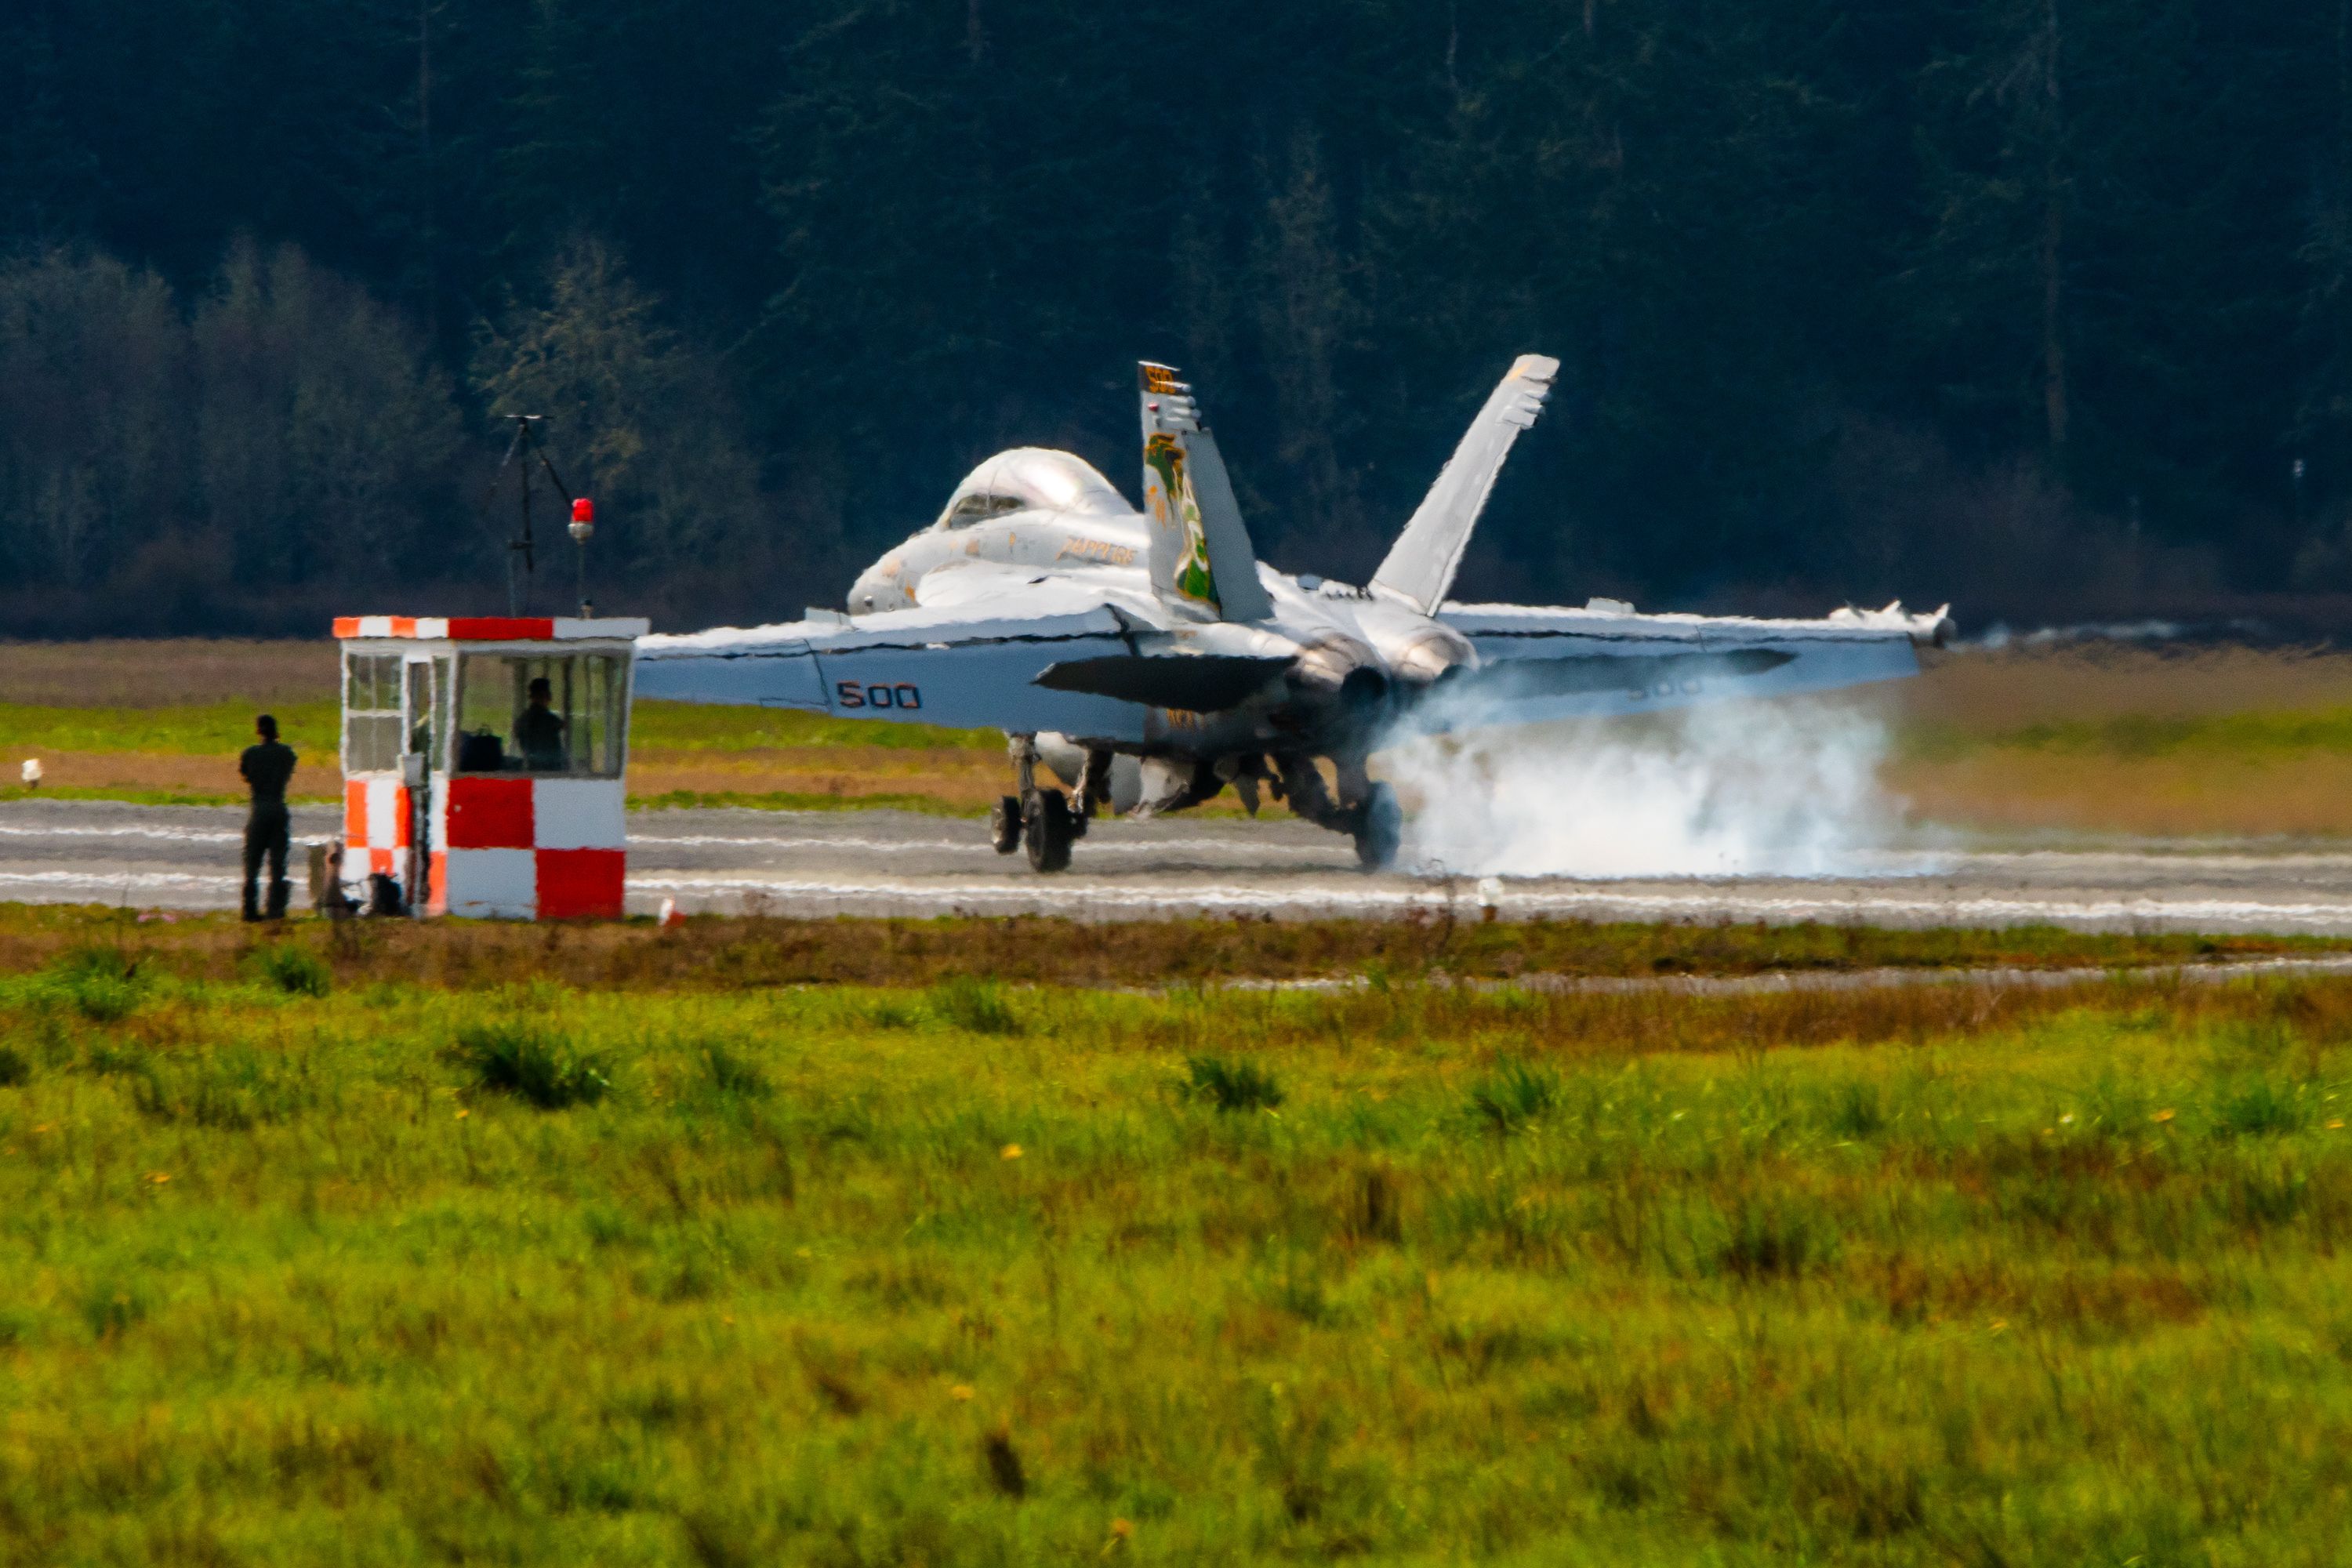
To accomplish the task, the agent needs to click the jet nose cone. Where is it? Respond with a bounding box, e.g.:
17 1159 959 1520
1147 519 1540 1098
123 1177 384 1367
846 568 898 614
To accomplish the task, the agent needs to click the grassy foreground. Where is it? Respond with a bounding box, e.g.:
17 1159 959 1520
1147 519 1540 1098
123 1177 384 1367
0 904 2335 989
7 926 2352 1562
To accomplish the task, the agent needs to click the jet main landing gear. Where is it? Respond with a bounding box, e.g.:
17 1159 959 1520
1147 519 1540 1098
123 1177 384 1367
1023 789 1075 872
1353 782 1403 871
1272 756 1404 872
999 737 1401 874
998 734 1077 873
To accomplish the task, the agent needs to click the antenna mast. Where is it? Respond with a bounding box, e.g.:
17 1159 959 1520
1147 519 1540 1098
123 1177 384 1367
484 416 590 615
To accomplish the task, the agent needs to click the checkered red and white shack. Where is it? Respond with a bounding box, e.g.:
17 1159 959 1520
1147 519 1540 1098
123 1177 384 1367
332 615 648 918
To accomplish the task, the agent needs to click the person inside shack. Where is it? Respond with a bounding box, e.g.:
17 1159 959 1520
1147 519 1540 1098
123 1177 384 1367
515 675 568 771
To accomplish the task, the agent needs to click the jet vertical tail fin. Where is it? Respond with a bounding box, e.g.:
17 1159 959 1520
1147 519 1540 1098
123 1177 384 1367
1370 353 1559 615
1138 362 1274 623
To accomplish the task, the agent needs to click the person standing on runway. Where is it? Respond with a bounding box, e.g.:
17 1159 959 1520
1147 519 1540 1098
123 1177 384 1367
239 714 297 921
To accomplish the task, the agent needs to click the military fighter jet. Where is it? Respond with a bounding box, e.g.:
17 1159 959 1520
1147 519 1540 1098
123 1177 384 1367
635 358 1949 871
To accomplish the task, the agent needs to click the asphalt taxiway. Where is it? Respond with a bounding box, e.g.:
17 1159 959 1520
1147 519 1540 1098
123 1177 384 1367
7 798 2352 933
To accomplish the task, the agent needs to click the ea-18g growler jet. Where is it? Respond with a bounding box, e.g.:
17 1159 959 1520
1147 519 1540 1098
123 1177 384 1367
636 358 1951 871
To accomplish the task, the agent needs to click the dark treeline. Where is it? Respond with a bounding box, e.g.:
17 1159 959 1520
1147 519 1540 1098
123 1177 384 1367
1 0 2347 634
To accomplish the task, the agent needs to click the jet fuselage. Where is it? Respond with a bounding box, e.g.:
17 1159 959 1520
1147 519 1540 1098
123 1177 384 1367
844 452 1475 777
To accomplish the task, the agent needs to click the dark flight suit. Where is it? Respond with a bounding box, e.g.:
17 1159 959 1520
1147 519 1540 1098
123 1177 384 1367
514 703 568 771
239 739 296 920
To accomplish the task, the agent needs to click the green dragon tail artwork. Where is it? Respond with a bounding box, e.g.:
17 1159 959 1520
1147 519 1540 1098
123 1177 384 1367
1144 431 1221 612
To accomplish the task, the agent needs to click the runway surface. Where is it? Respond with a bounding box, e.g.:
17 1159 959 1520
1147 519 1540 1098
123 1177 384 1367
9 797 2352 932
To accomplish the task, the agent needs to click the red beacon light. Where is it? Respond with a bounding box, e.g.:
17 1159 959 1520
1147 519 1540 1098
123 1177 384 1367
568 496 595 542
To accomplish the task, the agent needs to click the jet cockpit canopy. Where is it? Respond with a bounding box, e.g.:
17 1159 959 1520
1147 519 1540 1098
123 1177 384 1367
932 448 1131 530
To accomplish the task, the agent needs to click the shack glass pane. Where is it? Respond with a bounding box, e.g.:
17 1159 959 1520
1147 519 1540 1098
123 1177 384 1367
346 716 403 773
432 656 452 767
405 660 437 765
345 653 400 713
342 652 405 773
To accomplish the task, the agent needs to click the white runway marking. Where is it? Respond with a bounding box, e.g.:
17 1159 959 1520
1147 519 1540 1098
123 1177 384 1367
625 873 1442 912
9 800 2352 934
1234 953 2352 998
630 830 974 851
622 872 2352 930
0 822 242 846
0 870 222 893
629 828 1340 857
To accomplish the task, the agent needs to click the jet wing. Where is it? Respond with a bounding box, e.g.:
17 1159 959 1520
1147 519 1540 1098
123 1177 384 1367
634 597 1156 741
1414 601 1947 732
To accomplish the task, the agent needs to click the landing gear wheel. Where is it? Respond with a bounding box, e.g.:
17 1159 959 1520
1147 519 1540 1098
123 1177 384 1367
990 795 1023 855
1353 782 1403 871
1024 788 1075 873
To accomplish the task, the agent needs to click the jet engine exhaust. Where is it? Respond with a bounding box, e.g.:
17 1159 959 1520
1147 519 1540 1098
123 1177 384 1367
1338 666 1388 713
1379 691 1900 879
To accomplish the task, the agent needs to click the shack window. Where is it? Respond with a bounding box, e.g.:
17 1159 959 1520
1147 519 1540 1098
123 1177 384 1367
405 659 448 769
452 652 627 776
427 655 452 764
343 652 405 773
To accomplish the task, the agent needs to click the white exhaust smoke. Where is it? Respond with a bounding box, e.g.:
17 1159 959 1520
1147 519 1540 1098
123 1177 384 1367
1382 696 1899 879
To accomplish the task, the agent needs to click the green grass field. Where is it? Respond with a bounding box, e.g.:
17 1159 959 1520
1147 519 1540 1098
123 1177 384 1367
10 638 2352 832
0 702 342 759
38 695 2352 767
1898 706 2352 764
0 700 996 763
0 698 1007 811
8 916 2352 1563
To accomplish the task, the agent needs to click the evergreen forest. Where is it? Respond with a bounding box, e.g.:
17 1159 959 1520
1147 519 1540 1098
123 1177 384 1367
1 0 2345 633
